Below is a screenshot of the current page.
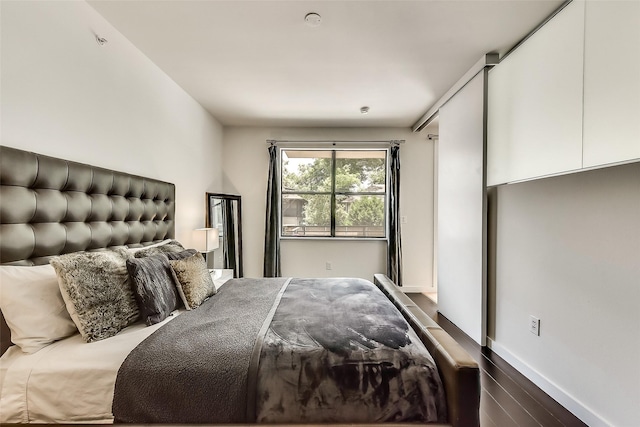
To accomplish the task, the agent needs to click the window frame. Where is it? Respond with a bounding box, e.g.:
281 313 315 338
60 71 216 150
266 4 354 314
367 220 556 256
279 147 389 240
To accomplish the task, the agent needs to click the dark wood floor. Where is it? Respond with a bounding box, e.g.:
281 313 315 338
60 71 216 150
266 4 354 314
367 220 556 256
407 293 587 427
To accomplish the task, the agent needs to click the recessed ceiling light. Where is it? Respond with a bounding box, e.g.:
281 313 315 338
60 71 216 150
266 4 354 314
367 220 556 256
360 106 370 114
305 12 322 27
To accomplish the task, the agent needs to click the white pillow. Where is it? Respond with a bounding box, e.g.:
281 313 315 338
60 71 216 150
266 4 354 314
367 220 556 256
0 264 78 353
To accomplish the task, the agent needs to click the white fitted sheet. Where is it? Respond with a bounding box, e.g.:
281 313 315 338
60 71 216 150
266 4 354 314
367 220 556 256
0 312 181 423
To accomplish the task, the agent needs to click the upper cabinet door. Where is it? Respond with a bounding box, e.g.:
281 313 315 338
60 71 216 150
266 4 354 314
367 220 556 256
583 1 640 168
487 1 585 186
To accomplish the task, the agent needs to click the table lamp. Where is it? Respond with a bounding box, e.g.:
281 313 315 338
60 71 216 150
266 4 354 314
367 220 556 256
194 227 219 268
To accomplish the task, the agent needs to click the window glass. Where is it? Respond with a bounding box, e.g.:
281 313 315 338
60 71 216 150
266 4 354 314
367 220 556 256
281 149 386 238
282 150 332 192
335 151 386 193
335 194 385 238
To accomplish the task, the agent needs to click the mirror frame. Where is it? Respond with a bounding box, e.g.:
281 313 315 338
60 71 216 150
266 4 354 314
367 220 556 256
205 192 243 277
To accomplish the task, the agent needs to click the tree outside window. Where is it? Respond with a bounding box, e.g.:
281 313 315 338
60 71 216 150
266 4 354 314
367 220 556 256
281 149 386 238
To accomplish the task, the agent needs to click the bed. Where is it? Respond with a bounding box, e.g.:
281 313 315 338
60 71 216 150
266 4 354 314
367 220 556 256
0 145 480 426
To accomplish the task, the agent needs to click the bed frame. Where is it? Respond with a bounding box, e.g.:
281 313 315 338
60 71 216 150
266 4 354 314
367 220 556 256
374 274 480 427
0 145 176 354
0 145 480 427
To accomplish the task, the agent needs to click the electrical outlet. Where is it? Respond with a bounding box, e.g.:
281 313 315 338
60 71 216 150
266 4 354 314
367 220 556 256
401 216 408 224
529 315 540 336
325 262 332 270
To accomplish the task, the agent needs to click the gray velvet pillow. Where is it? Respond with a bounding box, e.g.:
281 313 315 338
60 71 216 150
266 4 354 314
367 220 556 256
50 249 139 342
134 240 185 258
126 254 181 325
169 252 216 310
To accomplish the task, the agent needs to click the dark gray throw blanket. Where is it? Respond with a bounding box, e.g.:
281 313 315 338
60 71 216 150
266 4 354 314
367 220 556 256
112 277 447 423
112 278 288 423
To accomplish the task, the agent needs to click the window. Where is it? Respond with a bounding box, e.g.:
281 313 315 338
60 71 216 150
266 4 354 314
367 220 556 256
281 149 387 238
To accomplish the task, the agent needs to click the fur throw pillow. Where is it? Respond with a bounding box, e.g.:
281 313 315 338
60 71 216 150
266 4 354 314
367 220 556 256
134 240 185 258
51 249 139 342
169 252 216 310
166 248 198 261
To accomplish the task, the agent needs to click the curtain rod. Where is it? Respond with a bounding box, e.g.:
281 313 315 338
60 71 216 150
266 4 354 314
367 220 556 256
266 139 405 146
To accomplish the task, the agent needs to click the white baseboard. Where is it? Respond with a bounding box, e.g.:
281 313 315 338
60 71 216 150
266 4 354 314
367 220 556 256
487 338 610 427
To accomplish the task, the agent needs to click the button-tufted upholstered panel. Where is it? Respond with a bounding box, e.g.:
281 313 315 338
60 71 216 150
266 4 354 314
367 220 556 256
0 145 176 266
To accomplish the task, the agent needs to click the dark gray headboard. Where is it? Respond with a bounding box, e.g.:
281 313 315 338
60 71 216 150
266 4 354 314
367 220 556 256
0 145 176 353
0 145 175 265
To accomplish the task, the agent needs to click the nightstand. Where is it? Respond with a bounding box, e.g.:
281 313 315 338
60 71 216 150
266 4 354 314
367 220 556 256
210 269 234 290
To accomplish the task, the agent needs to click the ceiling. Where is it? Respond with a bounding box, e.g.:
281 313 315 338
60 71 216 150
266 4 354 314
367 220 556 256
88 0 564 128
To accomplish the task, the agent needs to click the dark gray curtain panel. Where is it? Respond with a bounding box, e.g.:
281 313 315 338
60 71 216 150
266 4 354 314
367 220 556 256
387 145 403 286
263 145 281 277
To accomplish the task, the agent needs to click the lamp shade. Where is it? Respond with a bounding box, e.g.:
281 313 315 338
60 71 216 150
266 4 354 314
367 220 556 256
194 228 219 252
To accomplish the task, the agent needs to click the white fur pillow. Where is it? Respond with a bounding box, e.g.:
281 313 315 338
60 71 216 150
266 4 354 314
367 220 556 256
0 264 78 353
51 249 140 342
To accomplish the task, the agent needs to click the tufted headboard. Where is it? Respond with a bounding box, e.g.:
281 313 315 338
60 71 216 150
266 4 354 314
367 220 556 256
0 145 176 353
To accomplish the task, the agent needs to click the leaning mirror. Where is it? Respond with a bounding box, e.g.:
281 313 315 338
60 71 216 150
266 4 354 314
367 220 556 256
206 193 243 278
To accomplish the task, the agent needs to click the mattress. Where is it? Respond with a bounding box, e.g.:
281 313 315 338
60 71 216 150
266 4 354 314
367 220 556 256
0 312 180 423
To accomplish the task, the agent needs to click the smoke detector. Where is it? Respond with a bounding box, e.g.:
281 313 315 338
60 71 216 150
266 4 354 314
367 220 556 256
305 13 322 27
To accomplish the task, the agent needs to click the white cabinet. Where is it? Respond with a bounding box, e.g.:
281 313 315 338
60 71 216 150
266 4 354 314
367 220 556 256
487 0 585 186
488 0 640 185
583 0 640 168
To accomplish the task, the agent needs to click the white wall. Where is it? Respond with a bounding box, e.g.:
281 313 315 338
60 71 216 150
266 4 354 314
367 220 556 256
1 1 224 246
222 126 434 283
281 239 386 281
491 162 640 427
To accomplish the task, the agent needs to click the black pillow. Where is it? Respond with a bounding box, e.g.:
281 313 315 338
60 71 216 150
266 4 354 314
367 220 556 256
126 254 181 325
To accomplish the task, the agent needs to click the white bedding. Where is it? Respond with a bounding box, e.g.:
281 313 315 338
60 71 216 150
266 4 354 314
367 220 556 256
0 311 181 423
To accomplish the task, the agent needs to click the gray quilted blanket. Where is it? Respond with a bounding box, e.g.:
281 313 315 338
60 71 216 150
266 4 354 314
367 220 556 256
112 277 446 423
